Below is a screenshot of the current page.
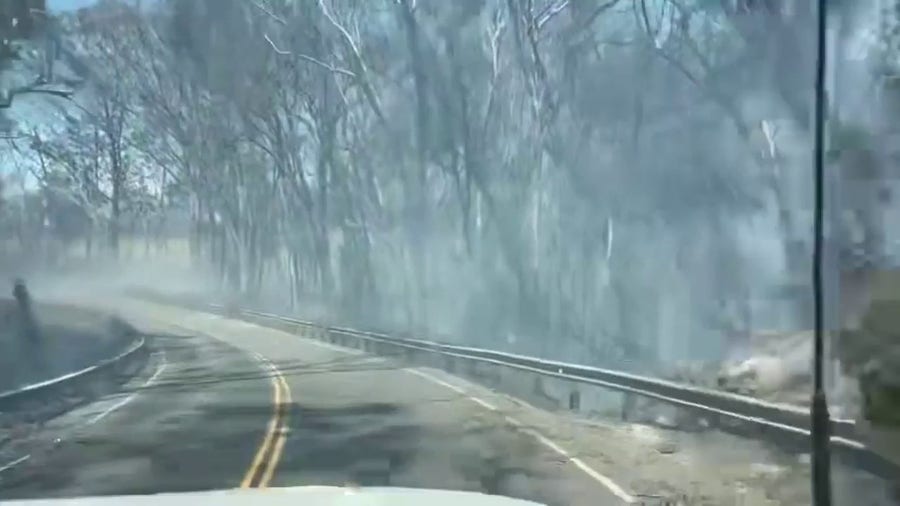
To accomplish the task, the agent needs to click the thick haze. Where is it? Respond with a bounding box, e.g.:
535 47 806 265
0 0 896 385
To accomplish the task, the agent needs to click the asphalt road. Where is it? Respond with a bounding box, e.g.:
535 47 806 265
0 331 271 498
0 300 628 506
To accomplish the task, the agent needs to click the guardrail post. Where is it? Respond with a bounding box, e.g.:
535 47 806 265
471 360 486 380
533 376 544 396
13 279 39 343
622 393 636 421
465 359 478 379
569 389 581 411
444 355 455 373
13 279 44 372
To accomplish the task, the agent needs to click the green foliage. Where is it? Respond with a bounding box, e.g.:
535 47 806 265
828 119 881 179
839 270 900 429
830 120 873 153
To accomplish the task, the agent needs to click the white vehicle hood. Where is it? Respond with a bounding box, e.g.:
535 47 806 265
4 486 547 506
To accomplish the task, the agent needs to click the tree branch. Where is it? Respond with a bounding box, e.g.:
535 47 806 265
536 0 569 30
264 32 357 78
249 0 287 25
316 0 386 125
0 83 74 109
264 32 291 55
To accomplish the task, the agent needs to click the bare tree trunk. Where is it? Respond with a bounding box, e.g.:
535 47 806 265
289 250 299 308
109 149 122 258
85 223 92 260
399 0 430 331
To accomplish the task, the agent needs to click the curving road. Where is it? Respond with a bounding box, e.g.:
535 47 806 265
0 300 630 506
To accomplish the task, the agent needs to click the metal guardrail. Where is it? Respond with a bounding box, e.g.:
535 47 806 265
208 303 898 479
0 322 147 479
0 335 146 406
0 318 148 432
230 308 855 437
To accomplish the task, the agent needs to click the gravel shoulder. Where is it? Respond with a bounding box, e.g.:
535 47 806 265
415 365 898 505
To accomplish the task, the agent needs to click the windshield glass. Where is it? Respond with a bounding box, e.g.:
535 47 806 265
0 1 897 505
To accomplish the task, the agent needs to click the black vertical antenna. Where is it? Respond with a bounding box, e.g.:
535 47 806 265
811 0 833 504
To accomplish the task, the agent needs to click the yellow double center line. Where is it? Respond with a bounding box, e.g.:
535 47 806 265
241 356 291 488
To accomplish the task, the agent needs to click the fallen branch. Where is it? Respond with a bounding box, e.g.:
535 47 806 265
0 83 74 109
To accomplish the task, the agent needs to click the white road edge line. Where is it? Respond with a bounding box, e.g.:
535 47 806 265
0 454 31 474
407 369 499 411
407 367 637 504
88 352 168 425
1 352 169 475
